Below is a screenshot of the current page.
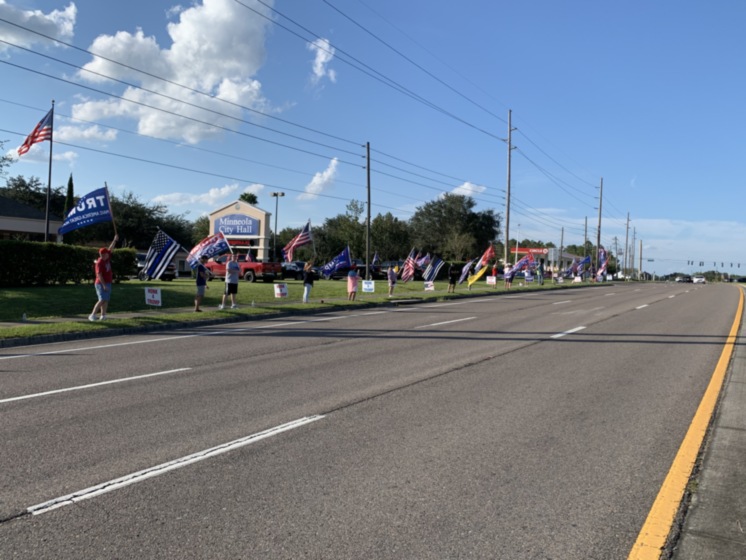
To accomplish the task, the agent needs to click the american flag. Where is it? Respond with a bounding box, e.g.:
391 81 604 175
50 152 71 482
400 248 417 282
282 221 313 262
143 230 181 280
17 108 53 156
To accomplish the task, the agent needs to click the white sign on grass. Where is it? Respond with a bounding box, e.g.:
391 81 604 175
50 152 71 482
145 287 162 306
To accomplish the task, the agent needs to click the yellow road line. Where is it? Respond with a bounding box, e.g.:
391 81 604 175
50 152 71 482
628 286 743 559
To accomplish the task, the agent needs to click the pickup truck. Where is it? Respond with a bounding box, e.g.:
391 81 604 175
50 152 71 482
205 253 281 283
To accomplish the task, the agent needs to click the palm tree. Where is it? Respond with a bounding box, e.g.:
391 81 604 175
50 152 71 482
239 192 258 205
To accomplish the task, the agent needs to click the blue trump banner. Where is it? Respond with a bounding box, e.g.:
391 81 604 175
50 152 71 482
321 246 352 278
58 187 113 234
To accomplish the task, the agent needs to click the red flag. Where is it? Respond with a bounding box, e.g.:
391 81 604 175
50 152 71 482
18 109 53 156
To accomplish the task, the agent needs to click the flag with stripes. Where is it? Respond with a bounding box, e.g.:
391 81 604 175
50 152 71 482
17 108 53 156
372 252 380 266
422 256 445 282
458 258 476 285
400 248 417 282
416 253 431 269
282 221 313 262
144 230 181 280
187 231 230 268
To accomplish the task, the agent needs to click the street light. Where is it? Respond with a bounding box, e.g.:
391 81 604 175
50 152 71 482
270 192 285 262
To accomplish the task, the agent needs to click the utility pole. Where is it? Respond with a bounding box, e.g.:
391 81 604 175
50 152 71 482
559 227 565 277
639 239 643 280
366 141 371 280
584 217 588 257
624 213 630 278
595 178 603 271
504 110 515 265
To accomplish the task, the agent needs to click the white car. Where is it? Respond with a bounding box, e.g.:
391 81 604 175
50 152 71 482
692 275 706 284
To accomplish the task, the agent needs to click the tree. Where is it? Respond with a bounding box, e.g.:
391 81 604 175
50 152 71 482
1 175 65 218
192 215 210 245
63 173 74 217
370 212 410 260
314 200 366 262
239 192 258 205
409 194 499 259
0 141 12 180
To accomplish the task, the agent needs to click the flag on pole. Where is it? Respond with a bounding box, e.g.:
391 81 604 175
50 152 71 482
400 248 417 282
372 252 381 266
416 253 431 269
282 221 313 262
143 230 181 280
598 247 608 277
321 246 352 278
468 245 496 286
458 258 476 285
422 256 445 282
17 108 54 156
58 186 113 234
187 232 230 268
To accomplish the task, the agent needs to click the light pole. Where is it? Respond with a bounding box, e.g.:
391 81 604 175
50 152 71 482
270 192 284 261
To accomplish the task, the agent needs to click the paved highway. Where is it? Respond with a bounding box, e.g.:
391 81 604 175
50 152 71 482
0 282 738 559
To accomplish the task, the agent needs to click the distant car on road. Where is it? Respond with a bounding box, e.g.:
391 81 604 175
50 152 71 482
281 261 317 281
692 275 706 284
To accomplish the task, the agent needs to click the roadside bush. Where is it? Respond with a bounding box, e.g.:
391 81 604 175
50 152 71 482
0 240 135 287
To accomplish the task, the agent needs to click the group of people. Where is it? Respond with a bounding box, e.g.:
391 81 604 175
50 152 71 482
89 243 559 319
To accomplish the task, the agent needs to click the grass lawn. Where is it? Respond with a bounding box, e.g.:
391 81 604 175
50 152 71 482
0 276 567 341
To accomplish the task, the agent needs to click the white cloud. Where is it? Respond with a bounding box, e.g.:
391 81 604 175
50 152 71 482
307 37 337 85
450 181 486 197
55 124 117 143
151 183 239 206
298 158 338 200
72 0 274 143
53 150 78 164
242 183 264 196
0 1 76 54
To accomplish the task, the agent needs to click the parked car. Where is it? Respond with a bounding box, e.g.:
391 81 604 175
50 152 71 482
692 275 706 284
205 252 281 283
136 252 177 281
327 259 382 280
281 261 305 280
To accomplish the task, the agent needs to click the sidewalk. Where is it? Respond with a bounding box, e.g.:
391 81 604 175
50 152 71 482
670 309 746 557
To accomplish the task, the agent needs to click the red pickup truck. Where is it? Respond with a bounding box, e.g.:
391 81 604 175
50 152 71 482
205 253 281 283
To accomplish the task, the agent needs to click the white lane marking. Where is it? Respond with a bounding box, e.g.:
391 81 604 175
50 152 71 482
604 292 617 296
27 415 325 516
0 368 192 405
669 295 676 299
414 317 476 329
636 304 649 309
0 335 198 361
551 326 587 339
553 300 572 305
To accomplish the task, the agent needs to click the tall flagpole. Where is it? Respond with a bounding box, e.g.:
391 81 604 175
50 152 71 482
104 182 118 239
44 100 55 242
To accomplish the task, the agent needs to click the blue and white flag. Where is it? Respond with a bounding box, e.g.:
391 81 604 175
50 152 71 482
321 246 352 278
58 186 113 234
187 231 231 268
422 256 445 282
458 258 476 285
372 252 381 266
143 230 181 280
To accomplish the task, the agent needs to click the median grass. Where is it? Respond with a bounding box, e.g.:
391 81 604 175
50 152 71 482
0 276 569 342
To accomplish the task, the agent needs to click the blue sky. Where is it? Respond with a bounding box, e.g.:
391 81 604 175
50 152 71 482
1 0 745 275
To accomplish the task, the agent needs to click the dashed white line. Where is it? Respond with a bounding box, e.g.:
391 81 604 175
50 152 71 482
414 317 476 329
26 415 325 516
551 326 587 339
636 304 649 309
0 368 192 404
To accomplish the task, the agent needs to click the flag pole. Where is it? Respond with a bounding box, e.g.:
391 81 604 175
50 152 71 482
44 100 55 242
309 219 316 257
104 182 118 239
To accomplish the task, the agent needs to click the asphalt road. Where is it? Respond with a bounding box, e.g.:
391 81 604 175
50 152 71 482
0 282 738 559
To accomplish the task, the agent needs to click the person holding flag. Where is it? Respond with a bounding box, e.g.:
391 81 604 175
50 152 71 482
468 244 496 287
88 234 119 321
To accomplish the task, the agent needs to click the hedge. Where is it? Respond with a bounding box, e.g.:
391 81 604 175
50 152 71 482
0 240 137 287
